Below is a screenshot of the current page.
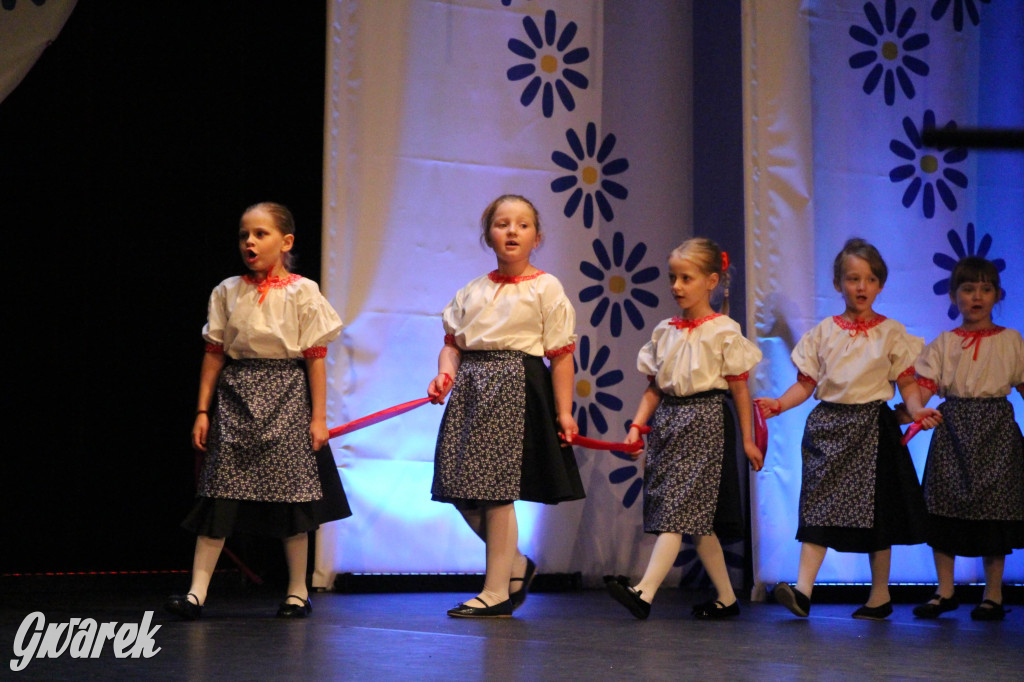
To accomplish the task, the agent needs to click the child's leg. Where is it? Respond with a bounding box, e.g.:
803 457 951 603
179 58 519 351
465 502 517 607
866 548 892 606
795 542 827 598
693 532 736 606
460 507 529 592
187 535 226 605
282 532 309 604
634 532 683 603
932 549 956 600
981 554 1005 605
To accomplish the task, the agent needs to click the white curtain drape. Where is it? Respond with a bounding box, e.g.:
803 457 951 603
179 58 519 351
0 0 77 105
319 0 696 587
745 0 1024 590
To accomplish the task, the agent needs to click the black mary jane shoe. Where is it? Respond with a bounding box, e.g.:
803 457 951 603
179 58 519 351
774 583 811 618
692 599 740 620
604 575 651 620
165 593 203 621
276 595 313 619
509 556 537 612
970 599 1007 621
446 596 513 618
852 601 893 621
912 593 959 619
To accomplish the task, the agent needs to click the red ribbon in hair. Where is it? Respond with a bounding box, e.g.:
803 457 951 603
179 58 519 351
721 251 729 272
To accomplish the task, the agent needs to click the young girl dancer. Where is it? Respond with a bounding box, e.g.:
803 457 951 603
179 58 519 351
909 256 1024 621
427 194 584 618
605 238 763 620
166 202 351 620
757 238 941 620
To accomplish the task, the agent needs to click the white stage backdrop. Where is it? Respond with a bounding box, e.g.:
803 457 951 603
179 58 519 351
0 0 77 106
746 0 1024 589
319 0 697 586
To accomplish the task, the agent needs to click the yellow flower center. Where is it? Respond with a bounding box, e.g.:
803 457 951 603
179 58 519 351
920 155 939 174
582 166 599 185
541 55 558 74
576 379 592 398
881 41 898 61
609 275 627 294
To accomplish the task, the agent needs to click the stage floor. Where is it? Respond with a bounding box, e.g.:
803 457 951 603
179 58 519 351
2 582 1022 680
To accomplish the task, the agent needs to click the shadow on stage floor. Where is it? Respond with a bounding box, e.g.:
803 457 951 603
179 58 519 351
2 574 1022 681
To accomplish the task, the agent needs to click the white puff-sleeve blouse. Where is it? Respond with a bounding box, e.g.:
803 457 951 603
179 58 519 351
202 274 343 360
637 313 762 397
915 327 1024 399
791 315 923 404
442 271 576 358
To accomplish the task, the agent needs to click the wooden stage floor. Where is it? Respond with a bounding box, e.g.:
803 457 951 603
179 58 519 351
2 577 1022 680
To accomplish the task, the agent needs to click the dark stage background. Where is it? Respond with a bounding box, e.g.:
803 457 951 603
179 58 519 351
1 1 744 577
1 2 328 573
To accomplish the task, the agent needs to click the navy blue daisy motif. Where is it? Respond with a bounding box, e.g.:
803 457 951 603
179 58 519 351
506 10 590 118
932 223 1006 319
579 232 660 337
889 109 968 219
551 122 630 228
676 535 744 589
848 0 929 106
931 0 989 31
608 420 644 509
2 0 47 9
572 335 625 437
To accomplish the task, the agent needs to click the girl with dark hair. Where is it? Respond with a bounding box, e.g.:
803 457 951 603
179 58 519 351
910 256 1024 621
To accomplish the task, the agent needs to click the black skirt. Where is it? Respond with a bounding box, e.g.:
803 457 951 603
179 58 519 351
182 358 351 538
432 350 585 507
183 444 352 538
642 390 742 539
798 402 926 553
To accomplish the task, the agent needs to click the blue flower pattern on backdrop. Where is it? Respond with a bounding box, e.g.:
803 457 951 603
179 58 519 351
848 0 929 106
677 535 745 589
608 420 644 509
507 10 590 118
932 223 1006 319
2 0 47 9
580 233 660 338
551 122 630 228
931 0 989 31
572 335 624 437
889 110 968 219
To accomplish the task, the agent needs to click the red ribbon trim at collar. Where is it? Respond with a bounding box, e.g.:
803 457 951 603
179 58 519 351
954 326 1004 361
244 273 301 304
488 270 546 284
669 313 722 331
833 314 887 337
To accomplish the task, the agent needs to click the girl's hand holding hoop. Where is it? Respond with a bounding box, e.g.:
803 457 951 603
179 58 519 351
428 372 453 404
753 397 782 419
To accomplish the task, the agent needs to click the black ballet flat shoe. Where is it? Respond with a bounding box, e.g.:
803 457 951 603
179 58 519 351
692 599 740 620
852 601 893 620
164 593 203 621
509 556 537 612
970 599 1007 621
604 575 650 620
446 596 513 618
774 583 811 617
276 595 313 619
912 593 959 619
